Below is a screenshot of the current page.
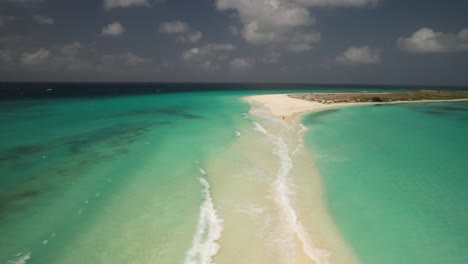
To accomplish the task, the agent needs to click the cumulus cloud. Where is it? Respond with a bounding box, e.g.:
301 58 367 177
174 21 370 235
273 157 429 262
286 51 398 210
34 15 54 25
181 43 235 71
336 46 381 65
101 22 125 37
177 31 203 43
104 0 149 9
398 28 468 53
215 0 376 51
15 42 91 70
182 44 235 60
216 0 315 48
20 48 50 65
159 21 189 33
159 21 203 43
230 57 254 70
15 41 153 73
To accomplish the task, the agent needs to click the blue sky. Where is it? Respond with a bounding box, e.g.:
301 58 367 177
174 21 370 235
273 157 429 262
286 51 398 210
0 0 467 85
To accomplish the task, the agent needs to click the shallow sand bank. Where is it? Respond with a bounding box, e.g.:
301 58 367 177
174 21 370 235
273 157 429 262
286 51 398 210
245 94 365 124
214 96 361 264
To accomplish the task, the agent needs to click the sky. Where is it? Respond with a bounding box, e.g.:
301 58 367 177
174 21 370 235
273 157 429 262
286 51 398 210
0 0 467 85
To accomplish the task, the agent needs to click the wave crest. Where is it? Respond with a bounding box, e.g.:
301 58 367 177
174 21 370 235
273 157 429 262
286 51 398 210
184 177 223 264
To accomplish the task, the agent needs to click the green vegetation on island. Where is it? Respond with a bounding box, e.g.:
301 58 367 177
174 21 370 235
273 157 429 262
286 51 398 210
289 90 468 104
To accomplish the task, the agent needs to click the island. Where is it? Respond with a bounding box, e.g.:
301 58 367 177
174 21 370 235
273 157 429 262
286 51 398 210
247 90 468 124
288 90 468 104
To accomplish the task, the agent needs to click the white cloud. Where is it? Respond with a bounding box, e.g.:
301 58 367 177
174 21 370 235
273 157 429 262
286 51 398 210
336 46 381 65
10 41 153 73
215 0 376 51
183 31 203 43
101 22 125 37
20 48 50 65
18 43 87 69
217 0 314 47
286 31 321 52
230 57 254 70
34 15 54 25
104 0 149 9
398 28 468 53
124 53 151 65
160 21 203 43
101 52 151 66
181 43 235 71
182 43 235 60
159 21 189 34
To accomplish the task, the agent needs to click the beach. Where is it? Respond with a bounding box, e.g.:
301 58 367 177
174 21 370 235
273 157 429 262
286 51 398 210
231 94 363 264
246 93 468 124
242 93 468 264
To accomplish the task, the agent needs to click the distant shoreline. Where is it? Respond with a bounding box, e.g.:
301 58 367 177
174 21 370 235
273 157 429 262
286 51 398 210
2 83 468 100
246 91 468 124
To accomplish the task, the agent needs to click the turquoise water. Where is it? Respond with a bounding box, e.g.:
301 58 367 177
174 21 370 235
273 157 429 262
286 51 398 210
2 89 468 264
0 92 251 264
303 102 468 264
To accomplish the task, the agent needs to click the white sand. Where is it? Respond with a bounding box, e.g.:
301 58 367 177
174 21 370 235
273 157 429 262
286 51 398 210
245 94 362 124
240 94 363 264
246 94 468 124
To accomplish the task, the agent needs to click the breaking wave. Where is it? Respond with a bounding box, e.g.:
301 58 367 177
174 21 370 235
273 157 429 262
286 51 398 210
252 120 331 264
184 169 223 264
8 251 31 264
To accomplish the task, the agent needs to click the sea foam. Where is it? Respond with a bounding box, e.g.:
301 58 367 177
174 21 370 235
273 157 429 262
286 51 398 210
253 122 268 134
253 120 331 264
184 177 223 264
240 113 249 119
199 168 207 175
8 251 31 264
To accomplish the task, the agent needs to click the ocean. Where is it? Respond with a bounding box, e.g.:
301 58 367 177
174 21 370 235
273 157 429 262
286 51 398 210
0 84 467 264
303 101 468 264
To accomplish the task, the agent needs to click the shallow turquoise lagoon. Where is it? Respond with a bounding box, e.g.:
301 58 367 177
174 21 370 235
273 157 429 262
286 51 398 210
303 101 468 264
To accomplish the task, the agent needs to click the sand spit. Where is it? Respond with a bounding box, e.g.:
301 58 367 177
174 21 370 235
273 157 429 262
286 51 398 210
246 93 468 124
